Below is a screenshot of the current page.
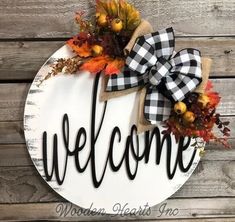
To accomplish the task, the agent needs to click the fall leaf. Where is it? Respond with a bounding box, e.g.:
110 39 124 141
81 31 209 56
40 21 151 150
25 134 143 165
205 81 221 107
96 0 108 15
96 0 141 31
205 80 213 92
80 55 124 75
107 0 119 16
119 0 141 30
207 92 221 107
67 38 92 58
105 58 124 75
96 0 118 16
80 55 111 74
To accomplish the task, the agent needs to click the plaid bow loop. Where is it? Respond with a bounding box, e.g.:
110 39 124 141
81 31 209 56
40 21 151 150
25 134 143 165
126 27 175 75
106 27 202 123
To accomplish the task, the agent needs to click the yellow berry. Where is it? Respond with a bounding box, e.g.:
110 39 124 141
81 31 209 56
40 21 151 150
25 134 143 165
111 18 123 32
174 102 187 115
97 14 108 27
198 94 210 108
183 111 196 123
92 45 103 56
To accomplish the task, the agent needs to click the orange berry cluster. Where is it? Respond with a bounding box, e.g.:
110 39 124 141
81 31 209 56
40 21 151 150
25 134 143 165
96 13 123 33
91 14 124 57
173 94 210 124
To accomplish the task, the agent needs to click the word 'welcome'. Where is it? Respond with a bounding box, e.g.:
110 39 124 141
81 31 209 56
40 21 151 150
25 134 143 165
42 74 197 188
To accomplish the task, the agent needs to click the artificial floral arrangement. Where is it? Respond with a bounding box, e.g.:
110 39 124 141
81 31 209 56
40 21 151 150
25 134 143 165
41 0 141 79
41 0 230 150
163 81 230 148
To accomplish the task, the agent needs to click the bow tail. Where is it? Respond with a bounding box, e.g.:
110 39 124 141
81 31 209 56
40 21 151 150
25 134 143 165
144 86 172 124
106 66 148 92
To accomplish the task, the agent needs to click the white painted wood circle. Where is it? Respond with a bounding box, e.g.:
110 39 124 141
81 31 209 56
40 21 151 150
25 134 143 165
24 45 201 214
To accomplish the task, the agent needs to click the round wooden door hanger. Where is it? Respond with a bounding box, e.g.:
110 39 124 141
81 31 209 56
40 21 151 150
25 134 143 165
24 45 200 214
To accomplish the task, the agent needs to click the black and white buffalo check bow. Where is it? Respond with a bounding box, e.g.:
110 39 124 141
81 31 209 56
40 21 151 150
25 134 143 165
106 27 202 123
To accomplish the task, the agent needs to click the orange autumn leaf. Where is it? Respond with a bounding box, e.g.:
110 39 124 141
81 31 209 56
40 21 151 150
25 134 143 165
205 81 221 107
207 92 221 107
105 58 125 75
80 56 111 74
67 38 92 58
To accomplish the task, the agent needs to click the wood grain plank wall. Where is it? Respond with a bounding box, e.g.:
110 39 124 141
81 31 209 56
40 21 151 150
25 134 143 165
0 0 235 221
0 0 235 38
0 198 235 221
0 38 234 80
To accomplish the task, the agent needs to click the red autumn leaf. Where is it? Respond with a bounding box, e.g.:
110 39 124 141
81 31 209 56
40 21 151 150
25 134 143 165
104 58 125 75
205 80 213 92
80 55 110 74
207 92 221 107
67 38 92 58
204 80 221 107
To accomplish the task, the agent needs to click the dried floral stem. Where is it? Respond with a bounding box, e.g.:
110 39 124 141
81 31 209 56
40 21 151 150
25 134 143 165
38 56 84 87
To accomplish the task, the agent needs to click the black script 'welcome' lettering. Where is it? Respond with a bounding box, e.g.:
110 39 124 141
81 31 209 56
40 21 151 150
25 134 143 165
42 73 197 188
